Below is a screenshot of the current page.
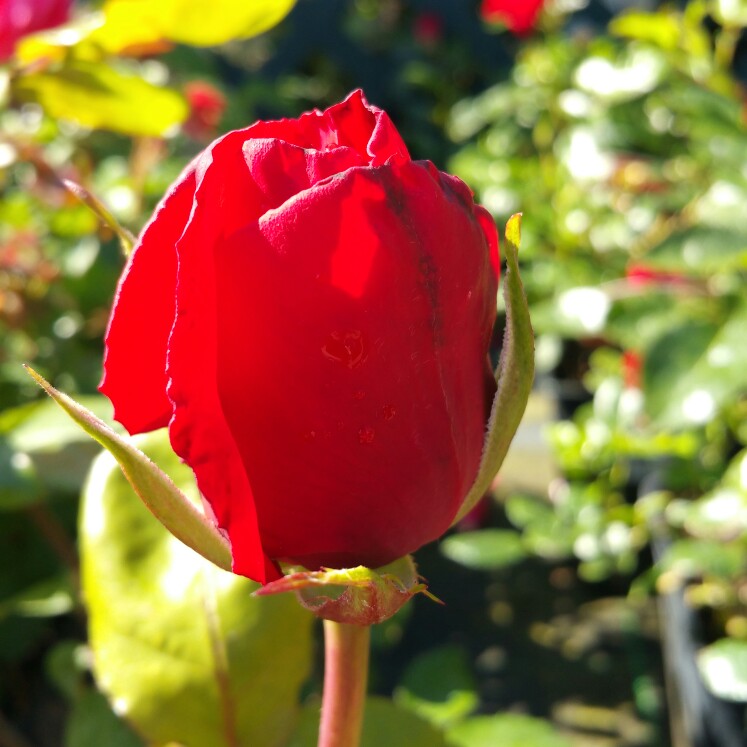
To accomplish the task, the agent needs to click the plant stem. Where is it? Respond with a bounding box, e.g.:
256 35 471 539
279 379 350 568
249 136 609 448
318 621 370 747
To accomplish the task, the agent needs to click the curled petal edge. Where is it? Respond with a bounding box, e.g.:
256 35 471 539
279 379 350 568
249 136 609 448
453 213 535 524
24 366 233 572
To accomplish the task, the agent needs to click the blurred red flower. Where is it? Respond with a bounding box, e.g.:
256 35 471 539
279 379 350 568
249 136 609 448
413 11 444 48
184 81 227 141
480 0 544 35
626 263 688 288
0 0 71 60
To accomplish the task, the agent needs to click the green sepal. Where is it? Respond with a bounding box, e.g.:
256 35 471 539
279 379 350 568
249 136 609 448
454 214 535 524
255 555 438 626
24 366 232 572
61 178 136 256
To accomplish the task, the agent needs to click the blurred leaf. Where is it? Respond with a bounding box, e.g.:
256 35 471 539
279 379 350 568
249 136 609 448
447 713 571 747
0 437 38 510
681 489 747 540
713 0 747 27
45 641 88 701
93 0 296 50
14 61 187 137
287 696 447 747
80 430 314 747
441 530 526 571
0 575 75 620
505 494 554 529
1 397 114 453
643 299 747 428
697 639 747 702
394 645 478 728
657 539 745 583
65 691 144 747
610 10 682 50
646 227 747 275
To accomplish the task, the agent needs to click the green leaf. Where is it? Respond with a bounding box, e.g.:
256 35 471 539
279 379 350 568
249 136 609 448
0 575 75 620
26 368 232 571
287 697 447 747
81 430 314 747
454 214 535 523
643 300 747 428
441 530 526 571
610 10 682 50
697 639 747 702
646 227 747 275
0 437 38 510
14 61 187 137
394 645 478 728
65 691 144 747
504 494 554 529
657 539 745 583
447 713 571 747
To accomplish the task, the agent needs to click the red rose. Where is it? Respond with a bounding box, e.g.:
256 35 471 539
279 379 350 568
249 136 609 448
480 0 544 35
0 0 71 60
184 81 227 141
626 263 688 288
100 91 500 584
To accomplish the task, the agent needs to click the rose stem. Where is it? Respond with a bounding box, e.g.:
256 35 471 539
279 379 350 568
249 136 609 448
318 621 370 747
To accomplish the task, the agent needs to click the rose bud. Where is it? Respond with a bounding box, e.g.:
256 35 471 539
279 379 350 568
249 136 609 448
0 0 71 60
100 90 501 584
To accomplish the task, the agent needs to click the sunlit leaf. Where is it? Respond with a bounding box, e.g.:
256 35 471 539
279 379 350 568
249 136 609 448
93 0 296 51
643 299 747 428
287 697 447 747
81 430 314 747
698 639 747 702
447 713 571 747
13 61 187 137
441 530 526 571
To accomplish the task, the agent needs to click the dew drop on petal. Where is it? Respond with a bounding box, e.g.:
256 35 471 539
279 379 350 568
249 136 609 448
358 426 376 444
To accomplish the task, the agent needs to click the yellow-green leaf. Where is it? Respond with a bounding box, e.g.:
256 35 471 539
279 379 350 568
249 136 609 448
92 0 296 50
81 430 315 747
13 60 187 137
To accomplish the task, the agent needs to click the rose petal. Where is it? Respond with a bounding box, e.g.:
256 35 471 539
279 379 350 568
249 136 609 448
213 160 497 570
238 90 409 166
100 164 196 434
166 133 279 583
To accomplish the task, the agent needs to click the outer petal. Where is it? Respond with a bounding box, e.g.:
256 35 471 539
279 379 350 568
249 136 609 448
213 161 498 570
99 162 196 434
166 131 278 584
